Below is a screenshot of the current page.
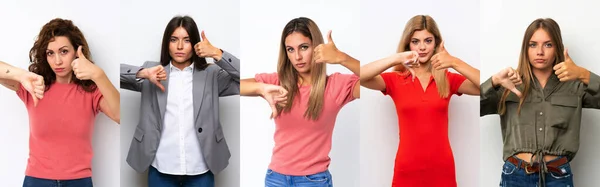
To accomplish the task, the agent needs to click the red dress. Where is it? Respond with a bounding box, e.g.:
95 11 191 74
380 71 466 187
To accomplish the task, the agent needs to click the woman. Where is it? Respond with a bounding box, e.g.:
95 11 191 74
240 17 360 187
0 18 120 186
481 18 600 187
120 15 239 187
360 15 480 186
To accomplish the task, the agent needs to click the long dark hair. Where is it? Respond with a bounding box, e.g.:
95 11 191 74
160 16 208 70
29 18 96 92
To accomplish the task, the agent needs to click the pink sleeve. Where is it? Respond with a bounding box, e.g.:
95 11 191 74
328 73 359 106
255 73 279 85
448 71 467 96
16 85 31 106
380 72 400 96
91 87 104 115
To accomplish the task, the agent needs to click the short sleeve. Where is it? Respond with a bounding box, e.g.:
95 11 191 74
380 72 407 96
91 87 104 115
16 84 31 106
448 71 467 96
328 73 359 105
255 73 279 85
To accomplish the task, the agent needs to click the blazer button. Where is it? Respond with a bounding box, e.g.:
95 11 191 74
228 58 232 62
198 128 203 133
127 69 131 73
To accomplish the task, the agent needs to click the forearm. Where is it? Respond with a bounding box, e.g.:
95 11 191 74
0 61 27 81
94 72 120 119
339 53 360 76
360 55 398 82
453 60 480 86
578 67 591 85
240 79 263 97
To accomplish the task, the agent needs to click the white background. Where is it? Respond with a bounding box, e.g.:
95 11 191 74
480 0 600 186
0 0 121 186
240 0 360 186
359 0 480 186
119 0 240 187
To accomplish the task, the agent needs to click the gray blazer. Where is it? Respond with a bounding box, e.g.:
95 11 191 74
120 51 239 174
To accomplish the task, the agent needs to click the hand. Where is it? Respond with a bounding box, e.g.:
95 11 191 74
72 46 103 81
259 84 288 119
553 48 585 82
431 41 460 70
19 72 44 106
492 67 523 97
140 65 167 92
394 51 419 81
194 31 223 60
314 30 346 64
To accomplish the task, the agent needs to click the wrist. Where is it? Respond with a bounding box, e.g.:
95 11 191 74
213 48 223 61
92 69 106 82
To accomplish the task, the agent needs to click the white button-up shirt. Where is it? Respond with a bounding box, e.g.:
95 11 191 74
151 63 208 175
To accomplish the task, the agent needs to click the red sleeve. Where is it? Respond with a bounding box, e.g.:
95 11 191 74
91 87 103 115
327 73 359 105
448 71 467 96
380 72 405 96
16 84 31 106
255 73 279 85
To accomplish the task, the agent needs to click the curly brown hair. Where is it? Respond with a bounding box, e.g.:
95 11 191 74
29 18 97 92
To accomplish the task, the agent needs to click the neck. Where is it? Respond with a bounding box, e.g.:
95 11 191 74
56 74 72 84
532 67 553 88
172 61 192 70
298 72 312 86
413 62 432 76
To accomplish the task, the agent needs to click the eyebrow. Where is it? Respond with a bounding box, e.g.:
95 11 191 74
46 46 68 51
411 37 434 40
171 36 190 39
285 43 310 48
529 40 552 43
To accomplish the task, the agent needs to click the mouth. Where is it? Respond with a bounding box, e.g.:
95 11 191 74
295 63 307 68
534 59 546 63
174 52 186 57
55 68 65 72
418 53 428 57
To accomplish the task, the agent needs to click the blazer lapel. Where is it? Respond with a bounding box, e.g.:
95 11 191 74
157 65 170 129
193 68 207 124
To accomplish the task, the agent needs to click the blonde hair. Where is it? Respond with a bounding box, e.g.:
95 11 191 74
498 18 564 115
393 15 449 98
277 17 327 120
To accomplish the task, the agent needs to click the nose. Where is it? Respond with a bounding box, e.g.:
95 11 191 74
418 42 426 51
54 54 62 65
295 49 302 61
177 40 183 50
536 46 544 56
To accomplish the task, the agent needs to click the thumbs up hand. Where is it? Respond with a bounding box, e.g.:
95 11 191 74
194 30 223 61
553 48 585 82
314 30 346 64
72 46 103 81
431 41 461 70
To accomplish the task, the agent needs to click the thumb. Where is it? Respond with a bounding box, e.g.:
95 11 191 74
510 87 522 98
201 30 208 42
153 80 165 92
326 30 333 44
438 40 446 52
563 48 571 61
77 46 86 59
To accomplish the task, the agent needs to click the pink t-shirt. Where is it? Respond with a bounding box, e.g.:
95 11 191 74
17 83 103 180
255 72 358 175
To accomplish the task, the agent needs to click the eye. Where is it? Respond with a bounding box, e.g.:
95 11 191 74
411 40 418 45
61 50 68 55
529 43 537 48
544 43 553 48
425 39 433 44
46 51 54 56
300 45 309 51
184 39 190 43
287 47 294 53
170 38 177 42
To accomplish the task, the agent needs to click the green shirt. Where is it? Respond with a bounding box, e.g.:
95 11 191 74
480 72 600 162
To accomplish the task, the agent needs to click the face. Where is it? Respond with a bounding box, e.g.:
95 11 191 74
409 30 436 63
169 27 193 65
527 28 556 71
46 36 75 79
284 32 313 74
